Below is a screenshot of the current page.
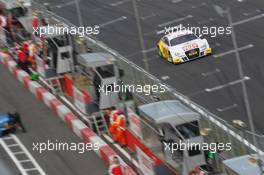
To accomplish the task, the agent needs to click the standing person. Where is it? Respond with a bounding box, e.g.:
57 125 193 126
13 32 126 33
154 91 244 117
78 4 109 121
28 41 38 70
32 12 38 33
8 112 26 133
108 156 123 175
17 46 30 74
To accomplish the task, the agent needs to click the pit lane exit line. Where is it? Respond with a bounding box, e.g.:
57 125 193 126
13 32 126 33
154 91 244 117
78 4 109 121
213 44 254 58
99 16 127 27
205 76 250 92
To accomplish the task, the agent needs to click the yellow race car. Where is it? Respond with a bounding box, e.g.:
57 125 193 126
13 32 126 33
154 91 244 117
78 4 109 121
157 30 212 64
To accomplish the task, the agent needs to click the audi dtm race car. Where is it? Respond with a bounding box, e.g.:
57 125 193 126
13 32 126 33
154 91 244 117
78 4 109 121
157 30 212 64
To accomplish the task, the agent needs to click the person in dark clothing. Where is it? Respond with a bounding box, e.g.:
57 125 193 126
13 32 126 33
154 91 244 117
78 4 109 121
8 112 26 133
17 47 30 74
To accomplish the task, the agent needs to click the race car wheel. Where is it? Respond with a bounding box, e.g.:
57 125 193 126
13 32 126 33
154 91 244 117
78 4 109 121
168 52 173 63
157 46 163 58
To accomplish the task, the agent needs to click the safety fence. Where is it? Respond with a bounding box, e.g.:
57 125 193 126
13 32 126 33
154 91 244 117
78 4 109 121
24 0 264 171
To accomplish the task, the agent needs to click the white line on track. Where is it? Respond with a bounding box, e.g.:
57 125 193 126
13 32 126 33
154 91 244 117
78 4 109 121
232 13 264 26
142 47 156 53
110 0 130 7
55 1 76 8
161 75 170 80
205 76 250 92
143 30 157 36
157 15 193 27
140 13 156 20
243 9 261 16
217 104 238 112
213 44 254 58
0 134 46 175
191 2 207 9
198 18 214 24
171 0 182 3
99 16 127 27
201 68 221 77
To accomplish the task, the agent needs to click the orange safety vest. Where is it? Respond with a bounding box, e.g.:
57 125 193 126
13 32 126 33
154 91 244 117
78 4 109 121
109 110 121 135
115 115 126 146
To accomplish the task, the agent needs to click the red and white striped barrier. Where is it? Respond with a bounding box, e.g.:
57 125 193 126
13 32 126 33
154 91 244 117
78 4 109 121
0 52 137 175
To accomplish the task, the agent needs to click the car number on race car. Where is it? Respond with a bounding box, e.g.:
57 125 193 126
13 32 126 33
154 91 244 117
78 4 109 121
182 43 198 51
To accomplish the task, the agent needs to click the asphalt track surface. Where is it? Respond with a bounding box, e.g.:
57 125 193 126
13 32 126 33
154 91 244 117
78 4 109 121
0 63 108 174
37 0 264 135
0 146 20 175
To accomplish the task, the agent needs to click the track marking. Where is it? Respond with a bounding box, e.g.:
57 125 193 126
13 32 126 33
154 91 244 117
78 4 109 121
157 15 193 27
243 9 262 16
142 47 156 53
0 134 46 175
205 76 250 92
161 75 170 80
191 2 207 9
213 44 254 58
140 13 156 20
217 104 238 112
143 30 157 36
201 68 221 77
198 18 214 24
55 1 76 8
110 0 130 6
232 13 264 26
99 16 127 27
171 0 182 3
